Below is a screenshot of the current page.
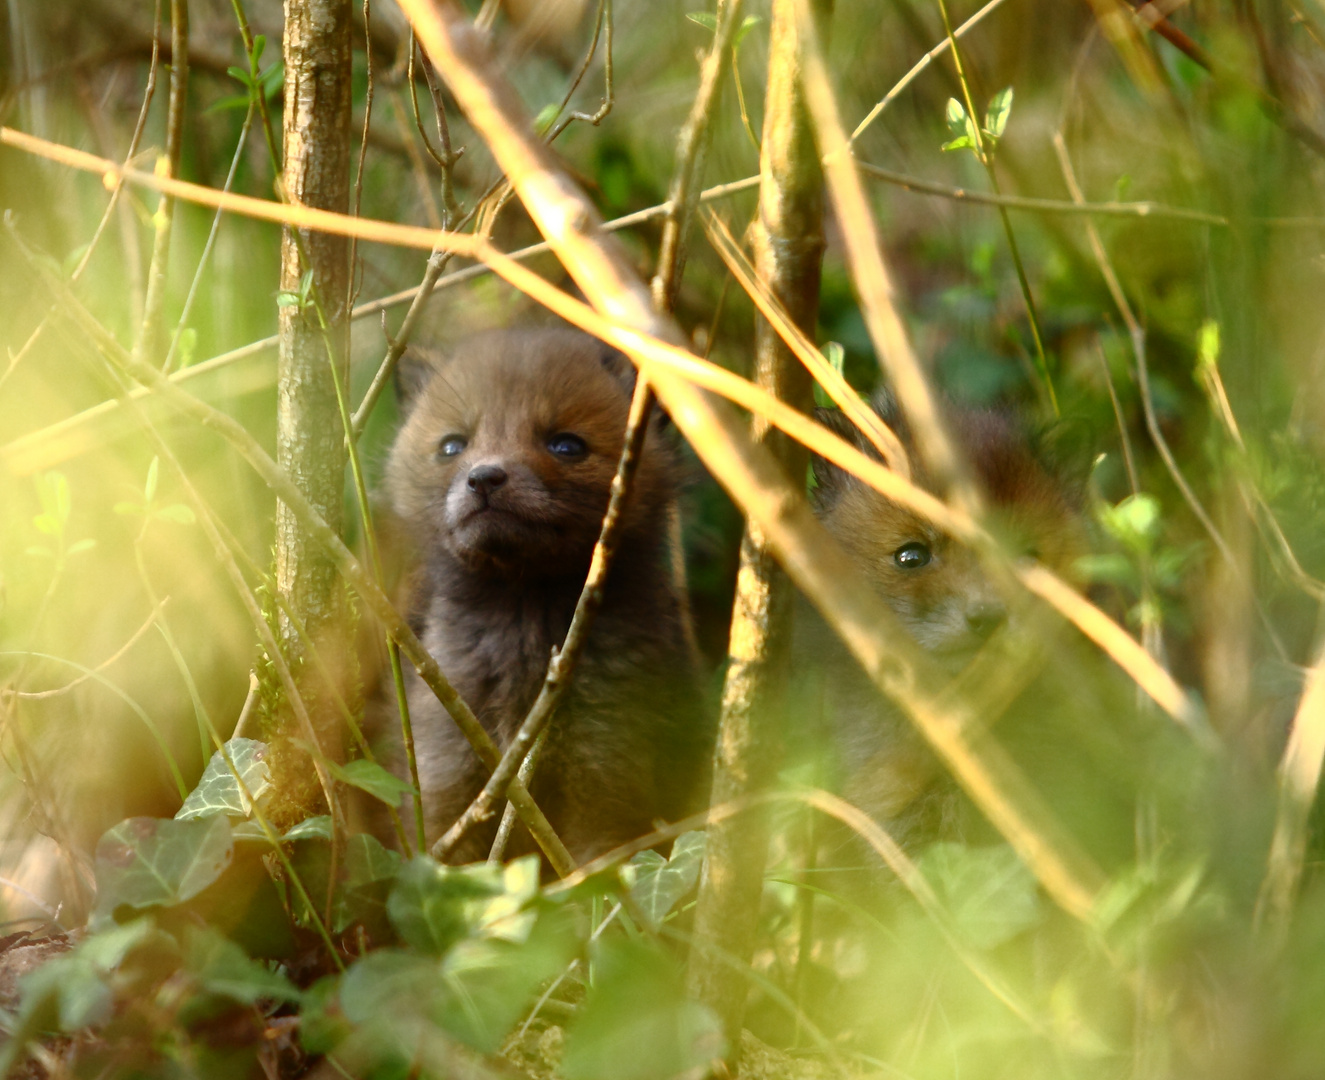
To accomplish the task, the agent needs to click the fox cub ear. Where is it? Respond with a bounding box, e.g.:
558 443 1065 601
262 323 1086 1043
810 406 869 505
394 345 446 409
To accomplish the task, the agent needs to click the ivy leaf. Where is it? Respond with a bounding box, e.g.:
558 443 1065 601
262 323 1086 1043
562 937 725 1080
328 758 414 806
685 12 718 31
984 86 1014 141
94 814 234 917
176 738 272 821
625 831 706 929
284 815 333 842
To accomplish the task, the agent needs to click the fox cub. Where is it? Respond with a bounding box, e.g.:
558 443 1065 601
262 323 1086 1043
805 393 1088 849
378 328 712 864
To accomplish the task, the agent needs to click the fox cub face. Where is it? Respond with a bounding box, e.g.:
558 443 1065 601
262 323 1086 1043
813 396 1085 658
387 328 675 576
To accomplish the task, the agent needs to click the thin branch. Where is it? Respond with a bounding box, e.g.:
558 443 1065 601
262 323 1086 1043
5 599 167 701
1051 132 1289 663
650 0 744 313
849 0 1009 145
164 102 255 371
139 0 189 372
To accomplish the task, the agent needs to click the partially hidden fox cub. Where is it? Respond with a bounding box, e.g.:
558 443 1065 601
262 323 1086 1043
376 328 712 865
805 392 1088 849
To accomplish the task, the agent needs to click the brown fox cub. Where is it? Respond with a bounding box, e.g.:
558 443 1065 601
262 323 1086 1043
804 393 1088 847
377 328 711 864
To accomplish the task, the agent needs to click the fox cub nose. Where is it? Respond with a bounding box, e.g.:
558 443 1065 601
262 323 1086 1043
467 464 508 495
965 602 1007 639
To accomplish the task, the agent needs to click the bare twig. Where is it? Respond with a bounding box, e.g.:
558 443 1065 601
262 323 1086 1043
849 0 1009 145
164 102 255 371
688 0 826 1049
5 599 167 701
650 0 744 313
139 0 189 372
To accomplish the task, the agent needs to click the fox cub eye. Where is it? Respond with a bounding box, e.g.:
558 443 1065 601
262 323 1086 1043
893 541 932 570
547 433 588 459
438 435 468 457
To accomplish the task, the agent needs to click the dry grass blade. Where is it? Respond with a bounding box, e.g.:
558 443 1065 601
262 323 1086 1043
1259 645 1325 928
701 208 910 476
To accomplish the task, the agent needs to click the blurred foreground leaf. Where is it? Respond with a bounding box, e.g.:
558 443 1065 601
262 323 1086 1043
624 831 706 929
562 938 725 1080
94 815 234 919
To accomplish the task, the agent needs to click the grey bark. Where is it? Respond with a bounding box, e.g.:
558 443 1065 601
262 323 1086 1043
274 0 353 796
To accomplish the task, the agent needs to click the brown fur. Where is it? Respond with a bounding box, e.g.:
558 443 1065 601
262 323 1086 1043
375 328 711 864
804 394 1087 847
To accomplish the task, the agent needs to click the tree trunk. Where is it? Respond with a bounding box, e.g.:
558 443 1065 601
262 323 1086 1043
686 0 829 1058
272 0 353 815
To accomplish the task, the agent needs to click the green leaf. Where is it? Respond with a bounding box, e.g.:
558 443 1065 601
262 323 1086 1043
206 93 253 115
276 291 301 308
945 96 969 132
24 545 54 559
387 855 540 955
65 538 96 557
226 64 255 88
284 815 334 842
625 831 705 929
562 937 725 1080
984 86 1014 140
917 842 1042 950
300 975 351 1055
733 14 761 50
182 924 300 1005
1098 492 1162 553
941 134 974 153
1196 319 1221 375
94 814 234 916
32 512 60 536
685 12 718 31
251 34 266 68
328 757 414 806
823 340 846 376
175 326 198 368
176 738 272 821
534 102 561 135
152 502 196 525
144 456 159 502
260 62 285 102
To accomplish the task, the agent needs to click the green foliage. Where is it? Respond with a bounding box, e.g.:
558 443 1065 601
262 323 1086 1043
175 738 272 821
94 815 234 920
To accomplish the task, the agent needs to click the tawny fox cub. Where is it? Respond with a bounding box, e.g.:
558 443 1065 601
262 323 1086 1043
807 393 1086 846
378 328 711 864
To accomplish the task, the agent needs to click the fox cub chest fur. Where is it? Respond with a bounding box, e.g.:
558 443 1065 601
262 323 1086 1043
381 328 711 864
806 396 1086 847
